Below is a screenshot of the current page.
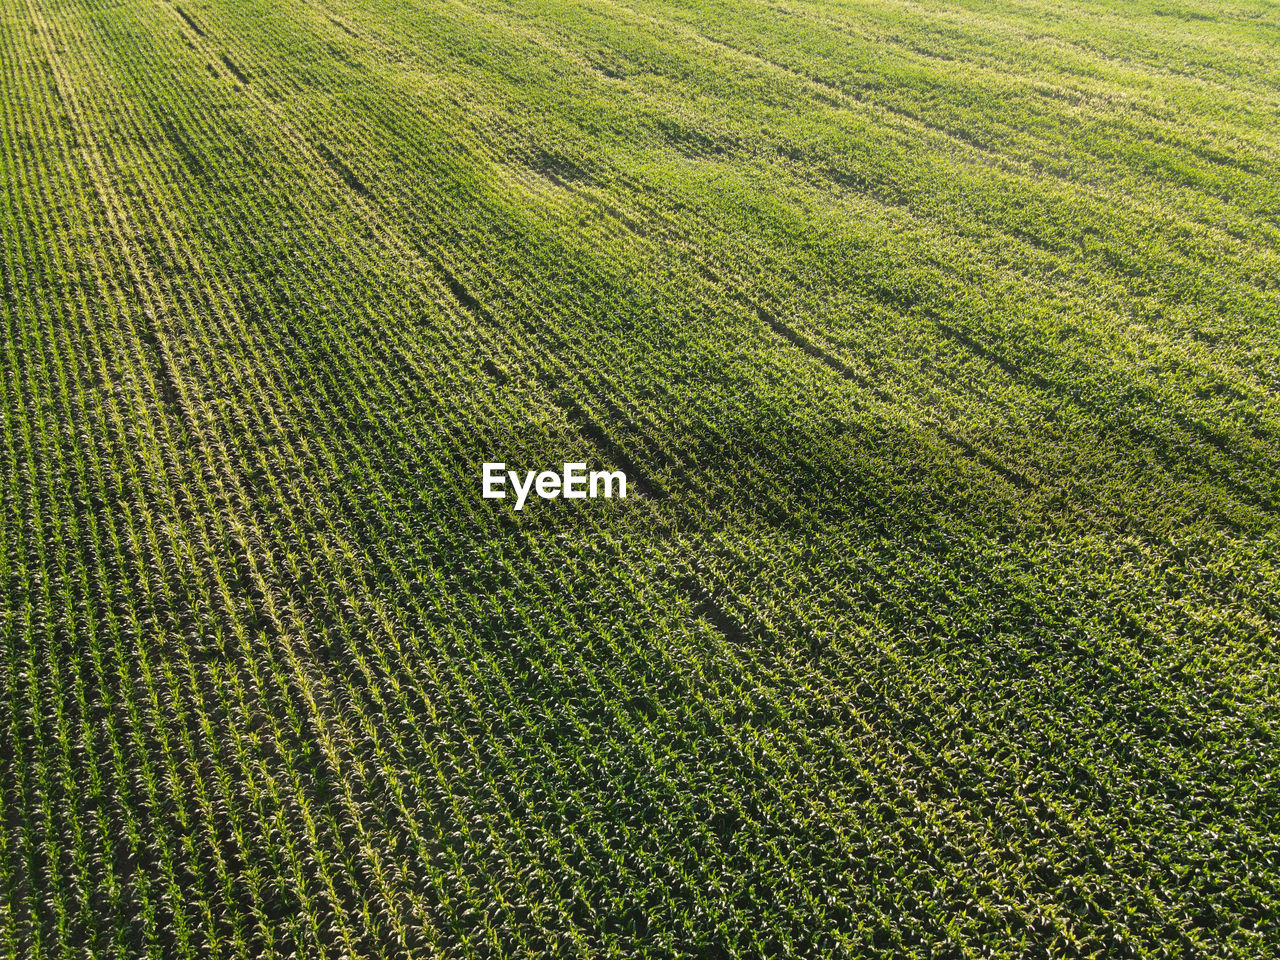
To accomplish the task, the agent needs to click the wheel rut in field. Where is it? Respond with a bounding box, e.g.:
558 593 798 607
173 5 206 37
552 393 667 501
315 144 369 197
218 53 250 86
743 293 1040 494
932 318 1280 517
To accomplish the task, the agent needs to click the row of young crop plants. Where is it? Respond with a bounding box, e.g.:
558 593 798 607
3 0 1278 957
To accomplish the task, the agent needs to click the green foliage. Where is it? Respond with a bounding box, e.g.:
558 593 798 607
1 0 1278 956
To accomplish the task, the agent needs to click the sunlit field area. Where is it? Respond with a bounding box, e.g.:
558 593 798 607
3 0 1279 956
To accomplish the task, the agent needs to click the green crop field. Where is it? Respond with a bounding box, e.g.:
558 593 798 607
3 0 1279 955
